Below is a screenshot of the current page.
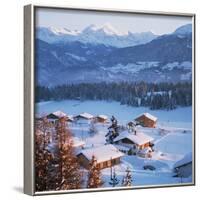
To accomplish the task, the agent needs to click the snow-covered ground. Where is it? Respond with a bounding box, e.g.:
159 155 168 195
36 100 193 187
36 100 192 129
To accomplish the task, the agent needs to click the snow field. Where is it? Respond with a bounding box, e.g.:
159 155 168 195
37 100 193 187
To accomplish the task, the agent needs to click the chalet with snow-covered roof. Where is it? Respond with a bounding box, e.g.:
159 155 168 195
77 144 124 169
46 110 68 124
74 112 94 124
113 130 154 156
96 115 108 123
134 113 157 128
173 152 192 178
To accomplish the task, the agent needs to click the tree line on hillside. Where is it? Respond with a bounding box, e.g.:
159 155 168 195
35 81 192 110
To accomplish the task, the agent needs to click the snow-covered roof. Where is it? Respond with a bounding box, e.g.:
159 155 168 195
97 115 108 120
72 137 85 148
114 130 154 146
77 112 94 119
67 115 74 121
78 144 124 163
135 112 157 122
174 152 192 168
52 110 67 118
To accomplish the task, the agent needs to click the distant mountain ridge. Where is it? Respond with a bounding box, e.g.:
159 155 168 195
35 23 192 87
36 23 158 48
173 24 192 36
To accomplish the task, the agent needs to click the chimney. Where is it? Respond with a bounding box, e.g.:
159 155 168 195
134 130 137 135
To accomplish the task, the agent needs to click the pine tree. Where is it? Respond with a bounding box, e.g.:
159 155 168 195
106 116 120 143
122 167 132 187
36 82 192 111
87 155 103 188
60 143 82 190
36 117 51 150
55 117 82 190
35 122 53 191
109 168 119 187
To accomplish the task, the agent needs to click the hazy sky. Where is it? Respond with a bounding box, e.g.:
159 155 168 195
35 8 192 35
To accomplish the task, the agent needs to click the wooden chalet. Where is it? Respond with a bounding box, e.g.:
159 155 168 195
134 113 157 128
173 152 192 178
113 130 154 154
74 112 94 124
77 144 124 170
96 115 108 123
46 110 68 124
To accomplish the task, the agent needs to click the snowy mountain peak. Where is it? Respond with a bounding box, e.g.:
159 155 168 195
100 22 125 35
83 24 97 31
48 26 79 36
83 23 124 36
174 24 192 35
36 23 158 47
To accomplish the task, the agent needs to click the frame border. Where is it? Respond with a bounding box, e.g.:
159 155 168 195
24 4 196 196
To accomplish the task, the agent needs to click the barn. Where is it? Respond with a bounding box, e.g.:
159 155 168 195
96 115 108 123
173 152 192 178
77 144 124 170
113 130 154 155
46 110 68 124
74 112 94 124
134 113 157 128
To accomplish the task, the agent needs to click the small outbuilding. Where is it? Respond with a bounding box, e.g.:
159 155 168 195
134 113 157 128
173 152 192 178
47 110 68 124
77 144 124 169
74 112 94 124
96 115 108 123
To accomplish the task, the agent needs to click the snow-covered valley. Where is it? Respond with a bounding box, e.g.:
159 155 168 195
36 100 193 188
36 100 192 129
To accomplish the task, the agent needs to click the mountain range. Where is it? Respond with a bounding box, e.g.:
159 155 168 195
36 23 158 48
35 23 192 87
